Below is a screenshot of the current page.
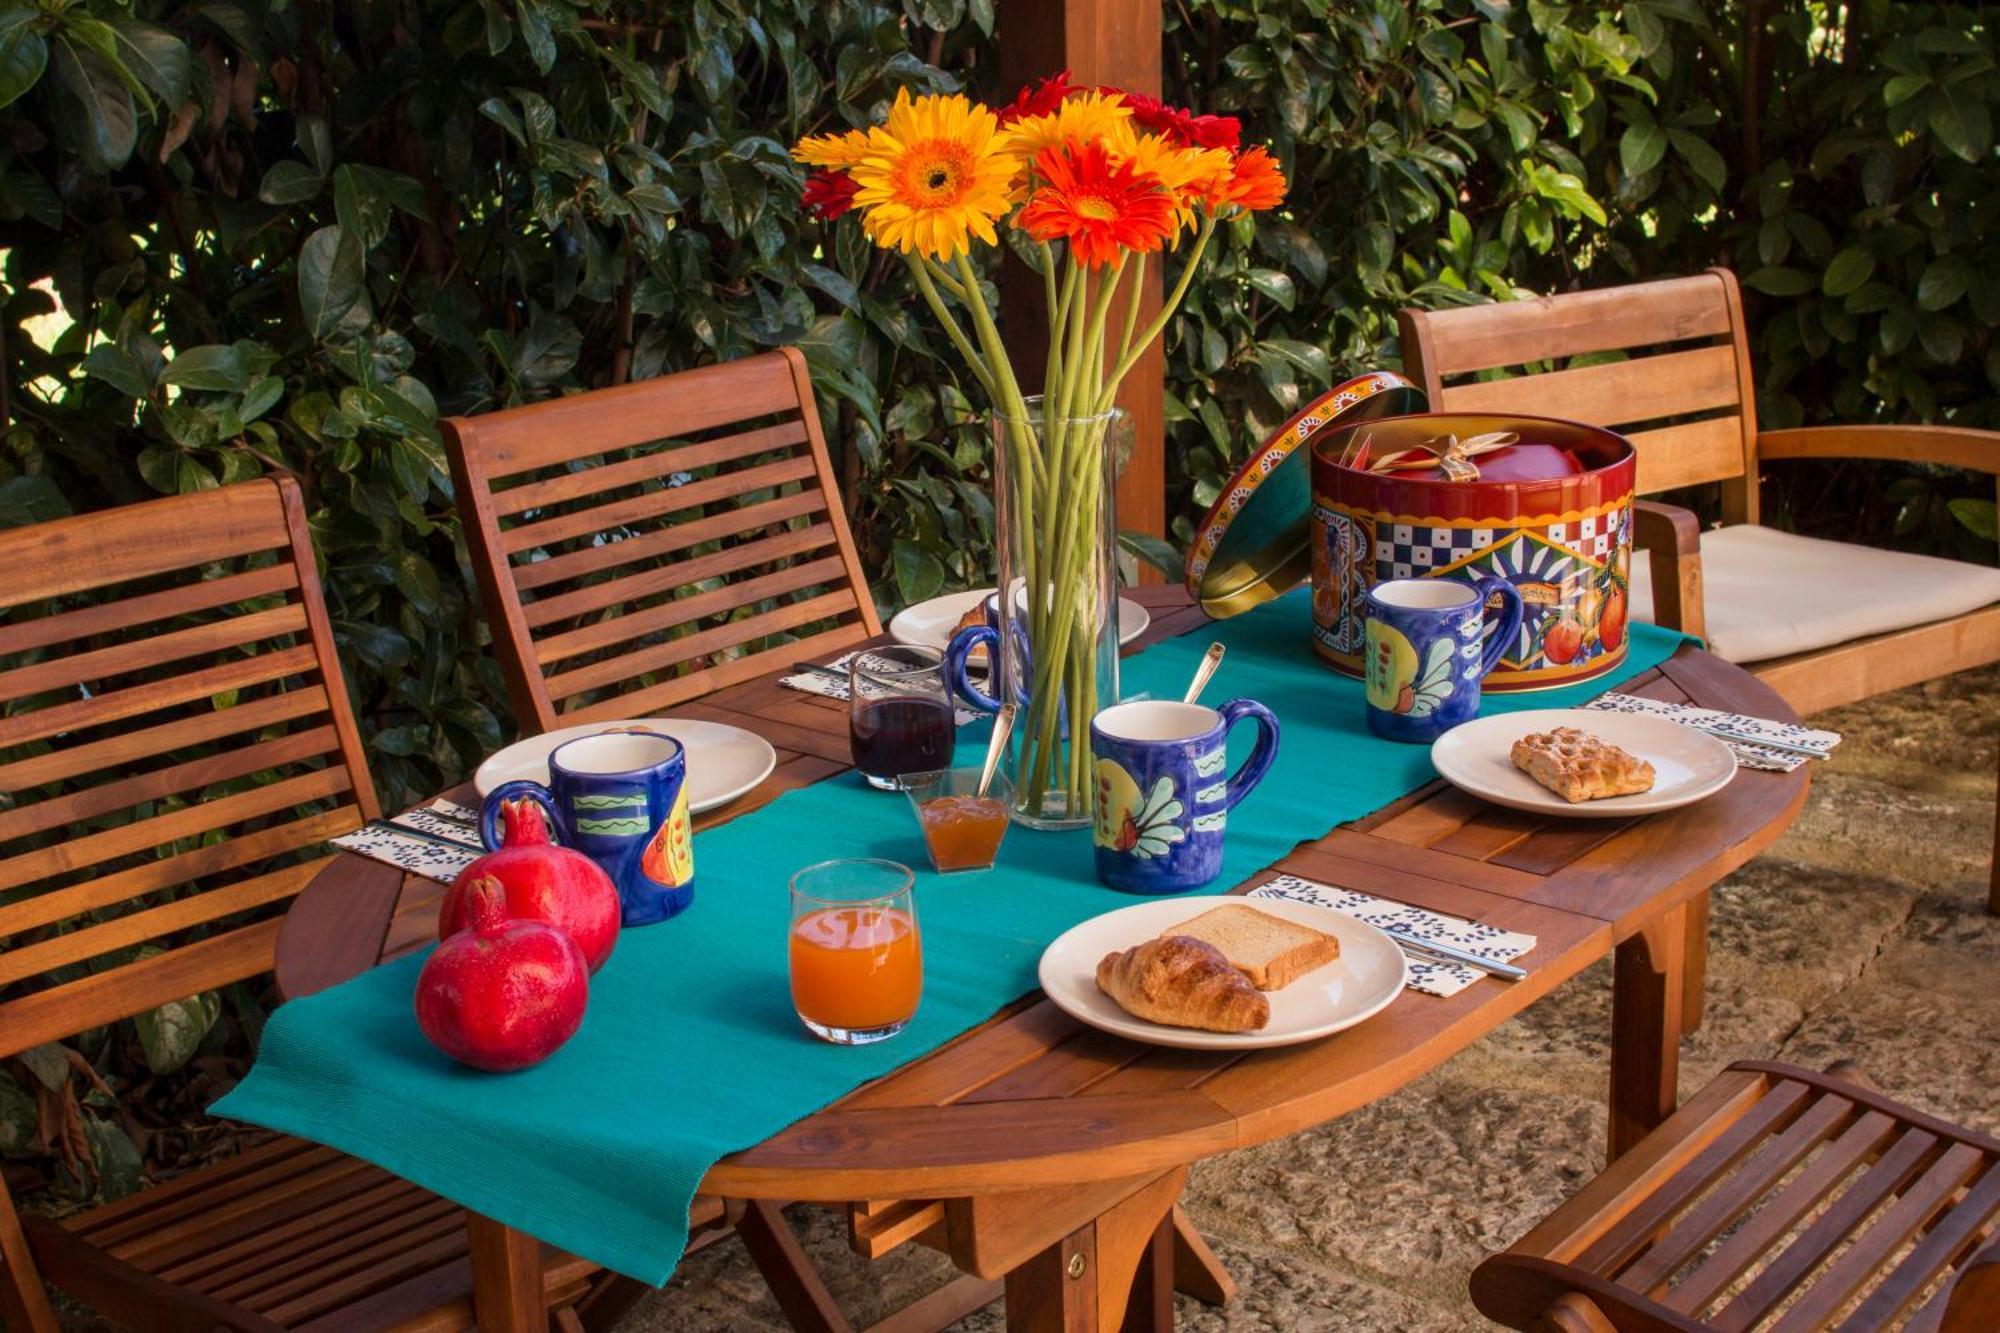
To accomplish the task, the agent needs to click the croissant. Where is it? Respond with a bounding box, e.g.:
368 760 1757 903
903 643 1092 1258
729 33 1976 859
1094 936 1271 1033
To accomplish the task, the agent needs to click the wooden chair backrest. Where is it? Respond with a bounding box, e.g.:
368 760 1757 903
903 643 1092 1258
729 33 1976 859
444 347 882 733
1397 268 1762 524
0 477 379 1058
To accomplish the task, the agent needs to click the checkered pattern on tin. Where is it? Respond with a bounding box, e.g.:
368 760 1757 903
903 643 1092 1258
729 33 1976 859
1375 526 1495 581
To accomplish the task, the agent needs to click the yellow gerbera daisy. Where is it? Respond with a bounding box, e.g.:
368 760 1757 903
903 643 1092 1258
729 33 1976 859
1112 134 1231 233
849 89 1016 260
792 127 872 170
1000 91 1137 168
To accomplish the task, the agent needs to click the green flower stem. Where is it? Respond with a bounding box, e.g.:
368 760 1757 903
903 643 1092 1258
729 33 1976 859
906 256 996 400
1093 212 1218 416
1114 252 1147 372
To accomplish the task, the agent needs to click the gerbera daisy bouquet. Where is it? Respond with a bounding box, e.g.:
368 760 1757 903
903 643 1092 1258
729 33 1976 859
793 74 1286 828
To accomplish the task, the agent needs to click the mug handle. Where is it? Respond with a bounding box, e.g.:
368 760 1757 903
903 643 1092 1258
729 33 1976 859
1216 698 1282 813
943 625 1004 713
480 780 570 850
1471 575 1525 678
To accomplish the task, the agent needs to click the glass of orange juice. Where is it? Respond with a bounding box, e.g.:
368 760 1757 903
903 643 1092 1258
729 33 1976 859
788 858 922 1045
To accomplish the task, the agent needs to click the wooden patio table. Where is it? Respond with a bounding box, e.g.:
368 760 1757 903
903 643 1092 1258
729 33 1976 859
273 584 1809 1333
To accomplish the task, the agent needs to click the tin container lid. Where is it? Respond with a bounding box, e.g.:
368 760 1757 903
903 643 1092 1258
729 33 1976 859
1184 371 1426 618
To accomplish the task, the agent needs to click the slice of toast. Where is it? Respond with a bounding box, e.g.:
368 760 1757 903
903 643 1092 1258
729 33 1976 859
1158 903 1340 991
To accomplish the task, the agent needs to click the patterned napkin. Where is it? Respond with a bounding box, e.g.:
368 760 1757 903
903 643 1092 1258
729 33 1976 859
1583 692 1840 772
332 800 483 883
1249 873 1536 997
780 649 982 726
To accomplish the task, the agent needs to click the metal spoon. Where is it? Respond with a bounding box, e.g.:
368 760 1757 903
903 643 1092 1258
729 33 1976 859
977 705 1015 799
1182 643 1226 705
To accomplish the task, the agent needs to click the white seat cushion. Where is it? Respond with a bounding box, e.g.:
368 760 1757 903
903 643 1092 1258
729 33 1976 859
1630 523 2000 664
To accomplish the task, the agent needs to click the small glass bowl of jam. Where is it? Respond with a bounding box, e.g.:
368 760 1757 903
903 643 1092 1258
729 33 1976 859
903 768 1013 873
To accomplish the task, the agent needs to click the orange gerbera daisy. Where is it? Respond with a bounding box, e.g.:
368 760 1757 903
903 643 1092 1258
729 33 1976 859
848 89 1016 259
1017 141 1176 268
1221 146 1287 212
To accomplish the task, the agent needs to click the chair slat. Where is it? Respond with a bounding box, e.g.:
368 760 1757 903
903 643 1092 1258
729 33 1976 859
520 523 838 631
155 1174 418 1283
1438 344 1742 429
77 1141 346 1244
1627 416 1752 495
210 1197 464 1304
1835 1162 2000 1331
0 807 354 941
1578 1079 1814 1273
123 1154 382 1270
510 487 827 593
0 765 351 896
0 483 293 608
0 563 297 659
533 555 851 667
1766 1143 1986 1332
0 644 318 750
0 725 338 846
499 454 819 555
491 419 809 517
1712 1126 1940 1331
0 859 324 988
545 586 856 700
1666 1109 1901 1316
0 687 328 794
260 1227 474 1327
0 603 308 706
1619 1089 1856 1295
1407 273 1732 377
563 621 870 724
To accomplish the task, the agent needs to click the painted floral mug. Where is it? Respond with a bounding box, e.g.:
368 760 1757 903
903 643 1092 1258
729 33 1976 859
1362 576 1524 744
1089 698 1280 894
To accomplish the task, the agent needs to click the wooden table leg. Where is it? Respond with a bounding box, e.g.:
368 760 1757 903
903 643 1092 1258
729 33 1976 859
467 1211 547 1333
729 1198 851 1333
1003 1170 1184 1333
1681 890 1711 1033
1609 902 1688 1162
1169 1205 1235 1306
1989 738 1999 914
0 1181 59 1333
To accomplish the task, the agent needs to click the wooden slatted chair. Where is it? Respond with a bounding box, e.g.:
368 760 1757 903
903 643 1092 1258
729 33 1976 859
443 347 882 734
1399 269 2000 917
1471 1061 2000 1331
0 478 650 1333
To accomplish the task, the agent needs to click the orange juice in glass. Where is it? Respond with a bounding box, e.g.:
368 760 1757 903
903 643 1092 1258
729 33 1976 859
789 859 922 1044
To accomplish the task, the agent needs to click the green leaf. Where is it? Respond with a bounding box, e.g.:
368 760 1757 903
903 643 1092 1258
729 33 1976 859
1666 128 1725 193
1620 120 1666 177
0 1073 34 1152
1244 269 1296 311
1744 267 1817 297
1928 85 1992 162
159 343 252 391
1822 247 1877 297
81 343 152 396
134 989 219 1075
0 475 71 529
891 539 944 605
86 1115 144 1201
18 1044 67 1090
1918 256 1973 312
104 18 189 106
1117 529 1180 577
1948 498 1998 542
258 160 323 205
51 38 135 171
0 26 47 109
298 225 364 340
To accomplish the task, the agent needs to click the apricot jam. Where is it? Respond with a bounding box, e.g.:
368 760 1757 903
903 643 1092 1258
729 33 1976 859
917 794 1010 872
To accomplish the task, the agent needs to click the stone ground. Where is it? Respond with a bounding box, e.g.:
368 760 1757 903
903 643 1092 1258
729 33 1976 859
41 667 1999 1332
629 666 2000 1332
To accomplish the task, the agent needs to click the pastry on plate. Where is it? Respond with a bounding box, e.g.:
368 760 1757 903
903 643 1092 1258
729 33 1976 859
1509 726 1656 803
953 604 989 666
1159 903 1340 990
1095 936 1270 1033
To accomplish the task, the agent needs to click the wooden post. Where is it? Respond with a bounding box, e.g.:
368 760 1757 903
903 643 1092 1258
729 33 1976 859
998 0 1168 578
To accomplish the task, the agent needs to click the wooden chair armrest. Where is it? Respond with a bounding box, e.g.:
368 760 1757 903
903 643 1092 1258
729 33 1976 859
1942 1230 2000 1331
1630 501 1704 640
1758 424 2000 475
1470 1254 1708 1332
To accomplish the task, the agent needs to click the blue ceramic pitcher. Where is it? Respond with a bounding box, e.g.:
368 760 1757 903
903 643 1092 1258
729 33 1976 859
1362 575 1524 744
1089 698 1280 894
482 731 695 926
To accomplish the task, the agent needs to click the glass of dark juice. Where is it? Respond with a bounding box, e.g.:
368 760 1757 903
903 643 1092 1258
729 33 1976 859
848 646 954 791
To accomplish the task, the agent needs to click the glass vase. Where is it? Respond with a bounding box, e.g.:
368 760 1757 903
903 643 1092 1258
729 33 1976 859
990 398 1131 830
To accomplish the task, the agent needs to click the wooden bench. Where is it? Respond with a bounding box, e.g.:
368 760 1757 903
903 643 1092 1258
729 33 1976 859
1400 269 2000 915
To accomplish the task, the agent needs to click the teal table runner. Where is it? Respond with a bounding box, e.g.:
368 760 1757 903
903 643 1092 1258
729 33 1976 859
213 594 1684 1283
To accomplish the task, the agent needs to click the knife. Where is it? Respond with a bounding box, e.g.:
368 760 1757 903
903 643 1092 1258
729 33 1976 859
1385 928 1527 982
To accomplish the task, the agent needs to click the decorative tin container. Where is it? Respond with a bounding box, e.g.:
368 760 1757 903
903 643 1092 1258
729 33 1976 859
1184 371 1426 618
1308 413 1637 692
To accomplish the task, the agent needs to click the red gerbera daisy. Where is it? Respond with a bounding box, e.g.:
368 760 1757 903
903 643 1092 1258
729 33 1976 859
998 70 1075 125
1018 141 1176 268
801 168 860 220
1116 90 1242 151
1223 146 1286 212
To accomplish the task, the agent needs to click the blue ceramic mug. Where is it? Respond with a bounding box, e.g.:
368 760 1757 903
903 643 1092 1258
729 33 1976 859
482 732 695 926
1089 698 1280 894
942 592 1031 713
1362 576 1525 744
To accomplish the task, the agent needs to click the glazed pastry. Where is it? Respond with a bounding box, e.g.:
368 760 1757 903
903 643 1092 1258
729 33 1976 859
1510 727 1656 802
1159 904 1339 990
953 605 989 666
1095 936 1270 1033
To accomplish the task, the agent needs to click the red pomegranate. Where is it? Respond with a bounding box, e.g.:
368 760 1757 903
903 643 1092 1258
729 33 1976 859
440 799 619 972
415 877 588 1072
1543 615 1584 665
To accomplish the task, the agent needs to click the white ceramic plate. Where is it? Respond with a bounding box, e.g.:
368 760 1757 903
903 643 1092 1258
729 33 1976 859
889 587 1151 653
1036 895 1407 1051
1430 708 1738 819
473 718 777 814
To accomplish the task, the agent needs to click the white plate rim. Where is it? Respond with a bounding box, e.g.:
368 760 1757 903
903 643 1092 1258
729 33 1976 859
472 717 777 814
889 587 1151 651
1429 707 1738 819
1035 895 1407 1051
